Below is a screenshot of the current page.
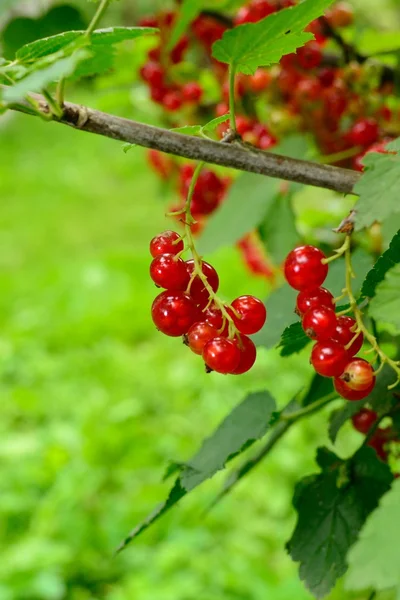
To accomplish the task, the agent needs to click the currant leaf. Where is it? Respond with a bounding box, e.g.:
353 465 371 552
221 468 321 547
278 322 310 357
369 263 400 330
361 230 400 299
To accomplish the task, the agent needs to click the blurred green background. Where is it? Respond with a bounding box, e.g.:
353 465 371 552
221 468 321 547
1 1 399 599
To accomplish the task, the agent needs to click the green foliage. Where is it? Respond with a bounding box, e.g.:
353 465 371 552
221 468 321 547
287 447 393 599
354 138 400 231
361 229 400 298
212 0 334 74
279 323 310 357
369 263 400 329
258 192 299 264
346 479 400 596
118 391 277 549
171 114 230 137
253 284 297 349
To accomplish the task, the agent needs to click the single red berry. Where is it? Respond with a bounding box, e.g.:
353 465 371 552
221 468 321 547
368 427 391 461
150 231 184 258
204 304 229 335
318 67 336 88
163 91 183 111
284 245 328 291
229 295 267 335
140 61 164 86
150 84 167 103
326 2 354 28
147 150 174 180
203 337 241 374
150 254 189 290
297 41 322 70
352 409 378 434
296 287 335 316
348 118 379 147
332 316 363 357
248 69 271 92
302 306 337 340
232 335 257 374
341 358 376 392
311 340 348 377
170 35 189 64
186 321 219 355
186 259 219 309
151 291 198 336
333 375 375 401
215 102 229 117
182 82 203 103
295 78 322 103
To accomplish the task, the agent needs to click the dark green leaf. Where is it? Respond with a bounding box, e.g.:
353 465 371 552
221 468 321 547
212 0 334 74
354 138 400 231
278 322 310 357
346 479 400 595
259 192 299 264
361 230 400 299
369 264 400 330
253 284 297 349
202 113 231 134
302 374 334 407
287 447 393 599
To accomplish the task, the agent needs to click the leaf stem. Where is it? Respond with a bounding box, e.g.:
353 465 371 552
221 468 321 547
228 64 237 134
322 235 350 264
280 392 337 422
42 89 63 118
85 0 112 37
344 236 400 388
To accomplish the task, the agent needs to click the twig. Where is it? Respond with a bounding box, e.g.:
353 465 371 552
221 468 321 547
4 90 361 195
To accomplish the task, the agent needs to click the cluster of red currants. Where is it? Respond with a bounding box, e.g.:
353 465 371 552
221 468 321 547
149 230 267 374
284 245 376 401
351 408 398 462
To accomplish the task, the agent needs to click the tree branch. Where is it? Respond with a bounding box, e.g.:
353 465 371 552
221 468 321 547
7 92 361 194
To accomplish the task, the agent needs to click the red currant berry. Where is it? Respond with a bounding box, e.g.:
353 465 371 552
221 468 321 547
248 69 271 92
202 337 241 374
352 409 378 434
204 304 229 335
341 358 375 392
186 259 219 309
332 316 363 357
170 35 189 64
284 245 328 291
140 61 164 86
229 295 267 335
318 67 336 88
147 150 174 180
186 321 219 355
296 287 335 316
182 82 203 103
326 2 354 28
232 335 257 374
163 91 183 111
151 291 198 336
311 340 348 377
348 118 379 147
150 231 184 257
150 254 189 290
333 375 375 401
302 306 337 340
297 41 322 70
367 427 391 461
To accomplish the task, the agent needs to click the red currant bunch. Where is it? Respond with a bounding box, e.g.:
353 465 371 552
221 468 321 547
284 244 375 400
150 231 267 375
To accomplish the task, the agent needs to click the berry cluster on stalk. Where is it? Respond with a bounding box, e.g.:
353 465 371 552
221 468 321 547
284 244 376 401
150 231 267 374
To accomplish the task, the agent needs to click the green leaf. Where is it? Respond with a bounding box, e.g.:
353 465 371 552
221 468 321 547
167 0 202 51
16 27 158 63
258 192 299 264
287 447 393 599
369 263 400 330
278 322 310 357
197 173 280 255
361 230 400 299
212 0 335 75
1 49 90 103
329 364 399 443
118 391 276 550
171 115 230 138
202 113 231 134
253 284 297 349
356 30 400 55
354 138 400 231
170 125 203 136
346 479 400 596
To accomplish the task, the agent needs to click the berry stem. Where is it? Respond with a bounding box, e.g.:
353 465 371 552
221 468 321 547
183 162 239 338
322 235 350 264
280 392 337 422
344 236 400 389
228 64 237 134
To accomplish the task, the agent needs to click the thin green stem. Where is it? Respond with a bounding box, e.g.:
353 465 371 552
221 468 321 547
56 78 66 108
228 64 237 134
322 235 350 265
42 89 63 118
367 592 376 600
280 392 337 422
319 145 362 165
85 0 112 37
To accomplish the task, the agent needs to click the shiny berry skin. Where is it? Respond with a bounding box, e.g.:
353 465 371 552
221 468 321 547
230 295 267 335
333 375 375 401
186 259 219 309
202 337 241 374
352 409 378 434
186 322 219 355
182 82 203 103
348 118 379 147
311 340 348 377
297 41 322 70
296 287 335 316
150 254 189 290
341 358 376 391
150 231 184 258
232 335 257 374
140 61 164 86
163 91 183 111
204 304 229 335
284 246 328 291
332 316 364 357
302 306 337 340
151 291 198 336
